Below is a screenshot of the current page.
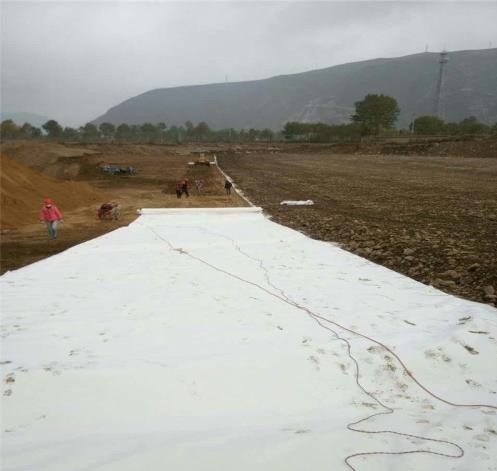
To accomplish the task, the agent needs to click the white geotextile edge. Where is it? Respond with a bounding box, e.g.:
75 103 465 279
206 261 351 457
138 207 263 215
214 155 257 207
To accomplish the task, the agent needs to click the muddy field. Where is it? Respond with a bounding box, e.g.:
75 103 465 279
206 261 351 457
218 149 497 306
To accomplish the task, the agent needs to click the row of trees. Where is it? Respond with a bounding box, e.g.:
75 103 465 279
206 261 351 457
283 122 362 142
411 115 496 136
349 94 496 137
283 94 401 140
0 119 277 144
2 94 496 143
283 115 497 142
0 120 43 139
284 94 496 141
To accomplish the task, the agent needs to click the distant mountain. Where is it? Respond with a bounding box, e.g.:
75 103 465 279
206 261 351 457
93 48 497 130
0 112 51 128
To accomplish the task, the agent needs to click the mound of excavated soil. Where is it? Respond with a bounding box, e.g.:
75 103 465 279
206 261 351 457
1 154 110 229
0 140 101 169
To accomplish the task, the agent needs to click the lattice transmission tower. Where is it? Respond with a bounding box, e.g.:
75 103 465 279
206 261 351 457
435 50 449 118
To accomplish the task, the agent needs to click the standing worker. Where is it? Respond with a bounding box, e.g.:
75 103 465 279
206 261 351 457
194 178 204 195
224 179 233 195
175 180 183 198
181 178 189 198
39 198 63 239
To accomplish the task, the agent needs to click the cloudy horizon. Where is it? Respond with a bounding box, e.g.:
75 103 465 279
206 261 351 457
2 1 496 127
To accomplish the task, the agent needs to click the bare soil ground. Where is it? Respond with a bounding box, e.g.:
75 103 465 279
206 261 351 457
1 141 246 272
2 139 496 307
218 148 497 306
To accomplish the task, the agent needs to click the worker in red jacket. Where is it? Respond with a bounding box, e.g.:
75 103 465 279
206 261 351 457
175 180 183 198
39 198 63 239
181 178 189 198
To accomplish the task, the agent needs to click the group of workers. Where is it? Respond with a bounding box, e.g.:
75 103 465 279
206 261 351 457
39 178 235 240
175 178 233 197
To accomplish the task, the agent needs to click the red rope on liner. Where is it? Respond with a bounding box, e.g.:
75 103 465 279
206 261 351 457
145 224 496 470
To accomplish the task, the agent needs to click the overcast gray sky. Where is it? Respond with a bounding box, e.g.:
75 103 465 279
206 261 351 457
1 1 496 127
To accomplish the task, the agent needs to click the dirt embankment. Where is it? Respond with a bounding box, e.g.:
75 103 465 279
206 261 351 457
0 141 246 272
1 155 111 228
218 151 497 306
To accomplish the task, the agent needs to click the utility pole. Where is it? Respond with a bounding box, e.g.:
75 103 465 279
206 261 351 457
435 50 449 118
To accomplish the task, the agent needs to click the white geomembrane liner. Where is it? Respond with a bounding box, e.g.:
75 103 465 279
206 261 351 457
1 208 496 471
